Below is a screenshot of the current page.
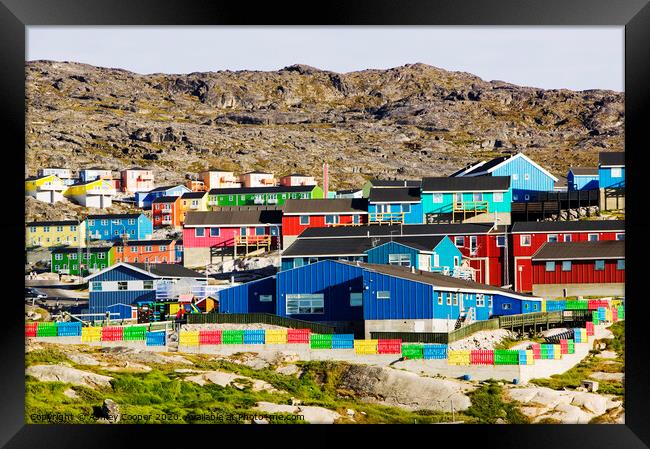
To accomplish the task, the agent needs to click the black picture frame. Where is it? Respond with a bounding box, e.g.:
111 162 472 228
2 0 648 447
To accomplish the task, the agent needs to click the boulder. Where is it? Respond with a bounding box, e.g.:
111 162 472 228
26 365 113 389
101 399 121 423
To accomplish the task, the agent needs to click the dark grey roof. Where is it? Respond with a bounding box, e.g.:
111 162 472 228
569 168 599 176
462 156 510 175
149 185 180 192
282 235 447 257
369 179 421 188
127 262 204 278
299 223 495 239
336 189 363 194
368 187 421 203
283 198 368 214
208 185 314 195
449 160 485 177
114 239 175 246
532 240 625 261
421 176 510 192
511 220 624 233
242 171 273 175
211 205 281 211
152 196 180 204
25 175 50 181
599 152 625 167
26 220 80 227
88 213 143 219
282 173 310 177
181 191 207 199
52 246 112 254
184 210 283 226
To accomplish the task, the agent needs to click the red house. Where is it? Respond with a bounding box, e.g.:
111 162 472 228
152 196 182 229
531 240 625 297
182 210 283 268
510 220 625 292
282 198 369 247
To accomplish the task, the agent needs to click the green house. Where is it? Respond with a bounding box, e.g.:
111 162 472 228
207 185 323 208
51 246 115 276
361 179 421 198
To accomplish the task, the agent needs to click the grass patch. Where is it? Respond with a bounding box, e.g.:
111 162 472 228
465 380 530 424
26 348 69 366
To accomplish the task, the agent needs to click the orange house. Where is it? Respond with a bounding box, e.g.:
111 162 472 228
113 239 178 264
185 180 207 192
152 196 182 229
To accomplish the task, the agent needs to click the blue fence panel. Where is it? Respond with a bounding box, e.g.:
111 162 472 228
57 322 82 337
545 300 566 312
331 334 354 341
146 331 166 346
598 307 607 321
331 340 354 349
518 350 527 365
243 329 266 344
423 344 448 360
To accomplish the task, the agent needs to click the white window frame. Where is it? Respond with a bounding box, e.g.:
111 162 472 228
324 215 339 225
285 293 324 315
143 280 154 290
437 292 443 305
195 228 205 237
97 253 106 259
611 167 622 178
128 219 136 225
520 235 531 246
496 236 506 247
145 246 152 252
453 293 458 306
117 281 128 291
563 234 572 242
562 261 572 271
432 193 443 203
493 192 503 203
547 234 558 243
401 203 411 214
54 253 63 261
454 192 463 203
588 233 599 242
350 293 363 307
299 216 310 225
472 192 483 202
512 173 519 181
388 253 411 267
377 291 390 300
446 293 451 306
502 303 512 310
259 294 273 302
545 261 556 271
476 294 485 307
525 194 530 201
616 233 624 241
454 236 465 247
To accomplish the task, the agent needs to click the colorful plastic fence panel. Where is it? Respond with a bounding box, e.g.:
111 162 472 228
598 307 607 321
567 340 575 354
592 310 600 325
179 330 200 346
377 339 402 354
471 350 494 365
530 343 541 359
402 344 424 360
199 330 222 345
310 334 333 349
25 322 37 337
448 350 471 366
423 344 447 360
552 344 562 360
559 339 568 355
123 326 146 341
287 328 310 344
221 330 244 345
545 300 566 312
540 344 553 359
331 334 354 349
82 326 102 342
57 322 82 337
102 326 124 342
37 322 57 337
265 329 287 344
611 308 618 322
354 339 379 355
565 300 589 310
146 331 166 346
494 349 519 365
243 329 265 344
617 306 625 320
585 321 594 336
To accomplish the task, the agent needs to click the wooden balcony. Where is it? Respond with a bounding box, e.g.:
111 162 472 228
369 212 405 224
452 201 489 222
234 235 274 257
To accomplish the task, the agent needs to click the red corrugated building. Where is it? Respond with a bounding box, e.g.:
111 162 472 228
510 220 624 292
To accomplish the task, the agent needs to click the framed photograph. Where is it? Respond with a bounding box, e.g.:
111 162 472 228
2 0 648 446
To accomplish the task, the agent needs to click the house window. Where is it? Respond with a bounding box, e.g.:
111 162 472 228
513 194 519 201
195 228 205 237
30 226 36 232
402 204 411 214
145 246 152 252
293 258 305 268
92 281 102 291
44 226 50 232
588 233 598 242
97 253 106 259
446 293 451 305
255 227 265 236
325 215 338 225
350 293 363 307
88 220 95 226
454 236 465 247
520 235 531 246
117 281 128 291
563 234 572 242
300 216 310 225
453 293 458 306
71 226 76 231
524 303 530 310
611 167 622 178
525 194 530 201
524 173 530 181
512 174 519 181
562 261 572 271
259 295 273 302
210 228 220 237
240 227 247 236
472 192 483 202
545 262 556 272
70 253 77 260
143 280 154 290
388 254 411 267
192 200 198 207
159 246 167 251
353 215 360 224
101 220 108 226
54 254 63 261
56 226 63 232
285 293 324 315
128 219 135 225
547 234 558 243
502 303 512 310
496 236 506 247
454 192 463 203
533 303 539 311
470 235 478 253
432 193 443 203
454 256 460 267
493 192 503 202
130 230 135 235
488 296 493 308
437 292 443 305
377 291 390 300
114 230 120 235
131 246 138 252
616 233 624 241
617 260 625 270
595 260 605 271
433 253 440 267
476 294 485 307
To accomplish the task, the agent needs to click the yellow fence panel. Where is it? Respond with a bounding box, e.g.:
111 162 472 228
81 327 102 342
448 350 471 366
179 331 200 347
265 329 288 344
354 340 378 355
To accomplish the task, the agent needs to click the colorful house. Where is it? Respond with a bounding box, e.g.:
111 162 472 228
200 169 241 190
453 152 558 202
134 184 190 208
185 180 207 192
362 179 421 198
25 175 67 204
38 168 76 185
152 196 182 229
179 191 209 224
216 276 277 314
239 171 276 188
510 220 625 292
80 168 113 183
281 198 369 247
113 239 178 264
86 213 153 242
207 185 323 209
567 168 599 191
421 176 511 224
531 240 625 297
26 220 86 248
182 210 283 268
64 179 116 208
280 173 316 187
598 152 625 189
85 262 204 314
336 188 364 199
366 236 463 274
120 167 155 193
368 187 423 224
51 246 114 276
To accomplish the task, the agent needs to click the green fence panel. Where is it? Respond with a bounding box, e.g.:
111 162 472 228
401 344 424 359
222 330 244 344
494 349 520 365
123 326 147 341
37 322 58 337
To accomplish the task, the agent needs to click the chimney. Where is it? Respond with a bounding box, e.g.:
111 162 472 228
410 266 416 273
323 163 329 198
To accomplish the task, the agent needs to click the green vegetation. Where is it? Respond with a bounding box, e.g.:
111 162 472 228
465 380 530 424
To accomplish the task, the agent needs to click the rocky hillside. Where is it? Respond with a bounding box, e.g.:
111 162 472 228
26 61 624 189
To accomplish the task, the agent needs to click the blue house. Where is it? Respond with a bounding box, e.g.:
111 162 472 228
135 184 191 209
87 213 153 241
365 236 462 273
368 187 423 224
598 152 625 189
85 262 204 314
454 152 558 202
217 276 276 314
567 168 599 191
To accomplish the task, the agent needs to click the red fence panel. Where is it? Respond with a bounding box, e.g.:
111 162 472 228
101 326 124 341
587 300 600 310
470 349 494 365
199 330 222 345
25 323 37 337
612 308 618 322
377 339 402 354
287 328 310 344
530 343 541 359
559 339 568 354
585 321 594 336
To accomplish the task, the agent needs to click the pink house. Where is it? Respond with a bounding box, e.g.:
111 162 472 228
120 167 155 193
239 171 276 188
280 173 316 187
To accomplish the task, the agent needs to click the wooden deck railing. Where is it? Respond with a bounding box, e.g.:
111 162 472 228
369 212 405 224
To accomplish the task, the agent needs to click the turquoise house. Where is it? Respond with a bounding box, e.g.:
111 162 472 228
598 152 625 189
567 168 599 191
366 236 462 273
367 187 423 224
421 176 511 221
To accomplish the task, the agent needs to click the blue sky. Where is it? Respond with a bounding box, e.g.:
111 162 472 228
27 27 624 91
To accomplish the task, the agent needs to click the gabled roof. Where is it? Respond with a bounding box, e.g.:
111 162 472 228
181 191 207 199
242 171 273 175
531 240 625 261
421 176 510 192
82 167 112 171
27 220 80 227
298 223 495 239
113 239 175 247
461 153 559 182
88 213 143 220
152 196 181 204
149 184 188 193
208 185 315 195
25 174 54 182
598 152 625 167
368 187 421 203
183 210 283 227
511 220 625 233
281 235 447 257
282 198 368 215
369 179 421 188
449 160 487 177
282 173 310 177
85 261 204 281
69 179 113 187
568 167 599 176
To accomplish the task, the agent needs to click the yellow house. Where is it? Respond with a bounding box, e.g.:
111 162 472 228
26 220 87 248
25 175 67 204
65 179 116 208
179 191 208 224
